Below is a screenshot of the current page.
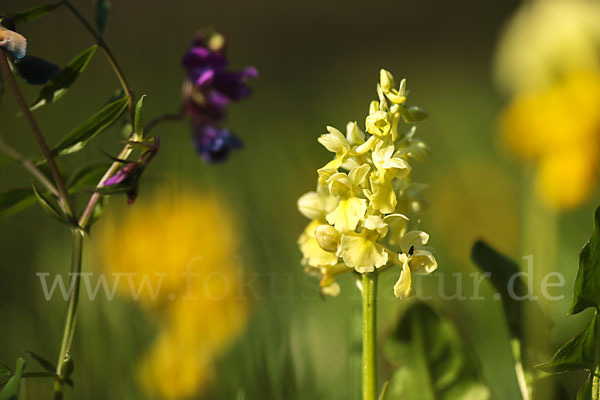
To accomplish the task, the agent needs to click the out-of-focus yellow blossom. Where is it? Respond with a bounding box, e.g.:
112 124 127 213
496 0 600 210
297 69 437 298
499 70 600 209
96 188 247 399
495 0 600 94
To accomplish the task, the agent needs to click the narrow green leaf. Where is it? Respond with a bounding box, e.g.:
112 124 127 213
571 207 600 315
537 313 599 373
30 45 98 111
3 3 63 23
0 188 36 218
93 0 111 35
383 302 490 400
378 381 389 400
31 181 70 224
24 351 55 374
0 357 25 400
471 240 527 339
52 96 129 156
134 95 146 139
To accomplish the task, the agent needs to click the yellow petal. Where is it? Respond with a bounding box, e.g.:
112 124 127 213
399 230 430 253
326 197 367 232
394 262 413 299
298 220 339 267
321 281 341 297
318 127 349 154
365 178 396 214
328 172 354 197
339 233 388 273
365 110 392 136
364 215 388 237
346 121 365 145
298 191 337 219
348 164 371 186
411 249 438 275
383 214 409 245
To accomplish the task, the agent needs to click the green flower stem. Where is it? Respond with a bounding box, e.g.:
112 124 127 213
522 172 557 399
53 228 84 400
362 273 378 400
0 51 73 217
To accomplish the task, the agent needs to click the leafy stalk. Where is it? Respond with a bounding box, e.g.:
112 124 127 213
0 52 73 217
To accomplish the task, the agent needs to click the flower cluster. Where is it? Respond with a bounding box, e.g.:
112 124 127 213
182 30 257 163
297 69 437 298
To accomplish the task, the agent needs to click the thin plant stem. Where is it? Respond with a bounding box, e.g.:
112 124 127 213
62 1 134 121
0 52 73 216
361 273 377 400
0 137 59 197
53 228 84 399
511 338 530 400
145 108 186 134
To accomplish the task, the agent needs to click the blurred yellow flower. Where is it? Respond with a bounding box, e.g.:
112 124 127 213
496 0 600 210
495 0 600 94
96 188 248 399
500 71 600 209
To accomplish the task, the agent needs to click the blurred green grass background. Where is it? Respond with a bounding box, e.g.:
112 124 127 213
1 0 598 398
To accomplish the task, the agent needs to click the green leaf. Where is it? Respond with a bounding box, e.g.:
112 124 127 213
537 313 599 373
93 0 111 35
30 45 98 111
31 181 70 224
3 3 63 23
68 163 109 193
576 371 600 400
0 357 25 400
0 362 11 387
52 96 129 156
24 351 55 374
471 240 527 339
383 302 490 400
0 188 36 218
134 95 146 139
571 207 600 315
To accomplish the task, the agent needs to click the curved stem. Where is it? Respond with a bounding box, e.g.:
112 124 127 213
144 108 186 134
0 52 73 216
62 1 134 121
53 228 84 399
361 273 377 400
0 137 59 197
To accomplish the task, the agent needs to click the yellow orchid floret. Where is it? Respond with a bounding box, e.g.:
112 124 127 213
297 69 437 298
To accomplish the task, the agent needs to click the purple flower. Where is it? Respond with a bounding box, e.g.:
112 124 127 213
103 137 159 204
181 29 257 163
192 125 243 163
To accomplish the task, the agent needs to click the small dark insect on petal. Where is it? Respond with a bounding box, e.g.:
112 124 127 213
408 245 415 257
